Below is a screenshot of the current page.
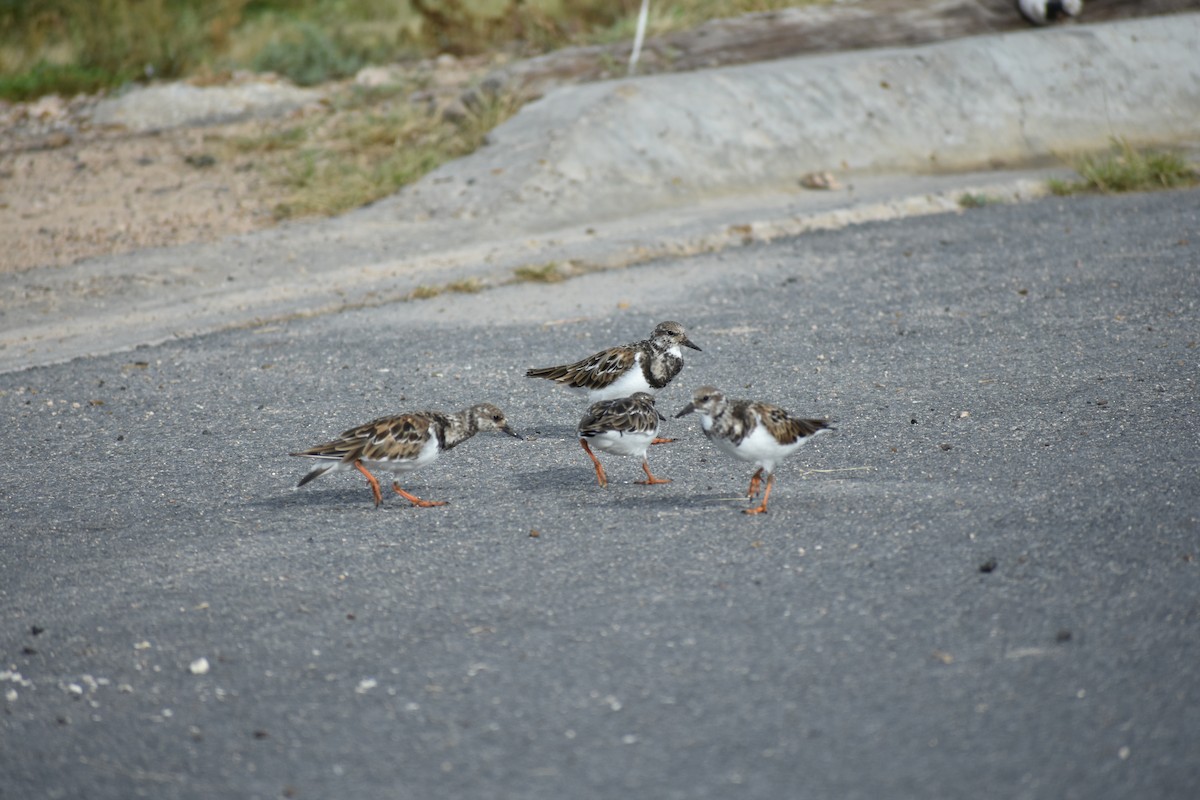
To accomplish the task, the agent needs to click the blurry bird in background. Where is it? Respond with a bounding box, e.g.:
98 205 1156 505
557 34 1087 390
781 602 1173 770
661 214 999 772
1018 0 1084 25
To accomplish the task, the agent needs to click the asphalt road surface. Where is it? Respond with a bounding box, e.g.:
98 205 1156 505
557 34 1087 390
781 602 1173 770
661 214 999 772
3 187 1198 799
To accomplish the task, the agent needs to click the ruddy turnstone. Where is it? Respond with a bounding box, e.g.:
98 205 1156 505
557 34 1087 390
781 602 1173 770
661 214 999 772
577 392 671 488
526 321 701 403
676 386 833 515
1017 0 1082 25
291 403 521 507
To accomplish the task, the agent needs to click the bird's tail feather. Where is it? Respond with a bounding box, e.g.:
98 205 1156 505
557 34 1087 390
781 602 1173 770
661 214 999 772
296 464 333 488
525 365 559 379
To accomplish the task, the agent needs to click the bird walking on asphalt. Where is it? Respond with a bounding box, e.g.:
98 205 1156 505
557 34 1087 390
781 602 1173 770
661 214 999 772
526 321 702 403
577 392 672 488
291 403 521 507
676 386 832 515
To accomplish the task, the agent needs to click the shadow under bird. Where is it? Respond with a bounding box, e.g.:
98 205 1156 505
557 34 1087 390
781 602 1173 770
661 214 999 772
676 386 833 515
526 320 702 403
291 403 521 507
577 392 672 488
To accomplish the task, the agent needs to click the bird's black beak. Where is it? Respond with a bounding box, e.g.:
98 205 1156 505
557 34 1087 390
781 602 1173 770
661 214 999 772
675 402 696 419
682 337 702 352
502 426 524 440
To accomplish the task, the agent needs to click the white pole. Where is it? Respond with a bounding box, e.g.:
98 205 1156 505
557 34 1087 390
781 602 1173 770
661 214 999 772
628 0 650 75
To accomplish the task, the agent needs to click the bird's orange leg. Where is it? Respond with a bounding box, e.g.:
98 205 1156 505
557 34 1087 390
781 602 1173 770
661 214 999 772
650 436 676 445
744 474 775 515
580 439 608 487
391 483 448 508
635 458 672 486
746 467 764 499
354 461 384 507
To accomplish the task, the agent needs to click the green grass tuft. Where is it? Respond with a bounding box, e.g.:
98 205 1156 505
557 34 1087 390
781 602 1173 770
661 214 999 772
957 193 997 209
1052 140 1199 195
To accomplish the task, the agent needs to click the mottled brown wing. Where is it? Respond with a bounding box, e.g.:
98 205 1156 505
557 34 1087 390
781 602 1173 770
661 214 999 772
527 346 638 391
756 403 832 445
358 413 436 462
293 413 433 463
578 394 661 437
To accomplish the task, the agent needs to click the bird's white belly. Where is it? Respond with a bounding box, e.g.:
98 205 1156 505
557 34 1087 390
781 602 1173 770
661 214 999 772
702 417 805 473
587 428 655 458
589 359 652 402
736 424 805 469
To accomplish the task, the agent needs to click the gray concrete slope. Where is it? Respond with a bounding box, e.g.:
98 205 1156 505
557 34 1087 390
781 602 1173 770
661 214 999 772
2 14 1198 375
379 12 1200 228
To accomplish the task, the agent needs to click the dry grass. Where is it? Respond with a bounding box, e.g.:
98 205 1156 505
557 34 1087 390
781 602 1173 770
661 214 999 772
409 285 443 299
407 276 484 301
446 277 484 293
224 82 523 219
512 262 566 283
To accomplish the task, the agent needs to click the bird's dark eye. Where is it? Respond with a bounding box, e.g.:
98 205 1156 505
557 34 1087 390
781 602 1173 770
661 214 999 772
493 414 502 422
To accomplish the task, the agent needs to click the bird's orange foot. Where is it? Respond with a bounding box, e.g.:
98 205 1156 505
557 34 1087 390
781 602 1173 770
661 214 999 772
650 437 676 445
636 461 671 485
392 483 447 508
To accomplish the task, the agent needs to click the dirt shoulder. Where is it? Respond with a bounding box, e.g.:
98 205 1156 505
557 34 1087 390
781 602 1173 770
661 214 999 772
1 114 274 273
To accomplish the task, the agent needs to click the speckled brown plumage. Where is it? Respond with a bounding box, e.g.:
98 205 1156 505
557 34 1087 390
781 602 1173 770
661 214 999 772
527 321 701 402
676 386 832 515
576 392 671 487
291 403 520 507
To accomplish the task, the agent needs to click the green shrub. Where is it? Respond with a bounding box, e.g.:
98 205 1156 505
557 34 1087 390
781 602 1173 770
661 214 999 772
251 21 365 85
0 61 116 101
0 0 249 99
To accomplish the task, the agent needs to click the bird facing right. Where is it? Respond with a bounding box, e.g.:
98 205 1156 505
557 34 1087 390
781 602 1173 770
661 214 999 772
290 402 521 508
676 386 833 515
526 320 701 403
